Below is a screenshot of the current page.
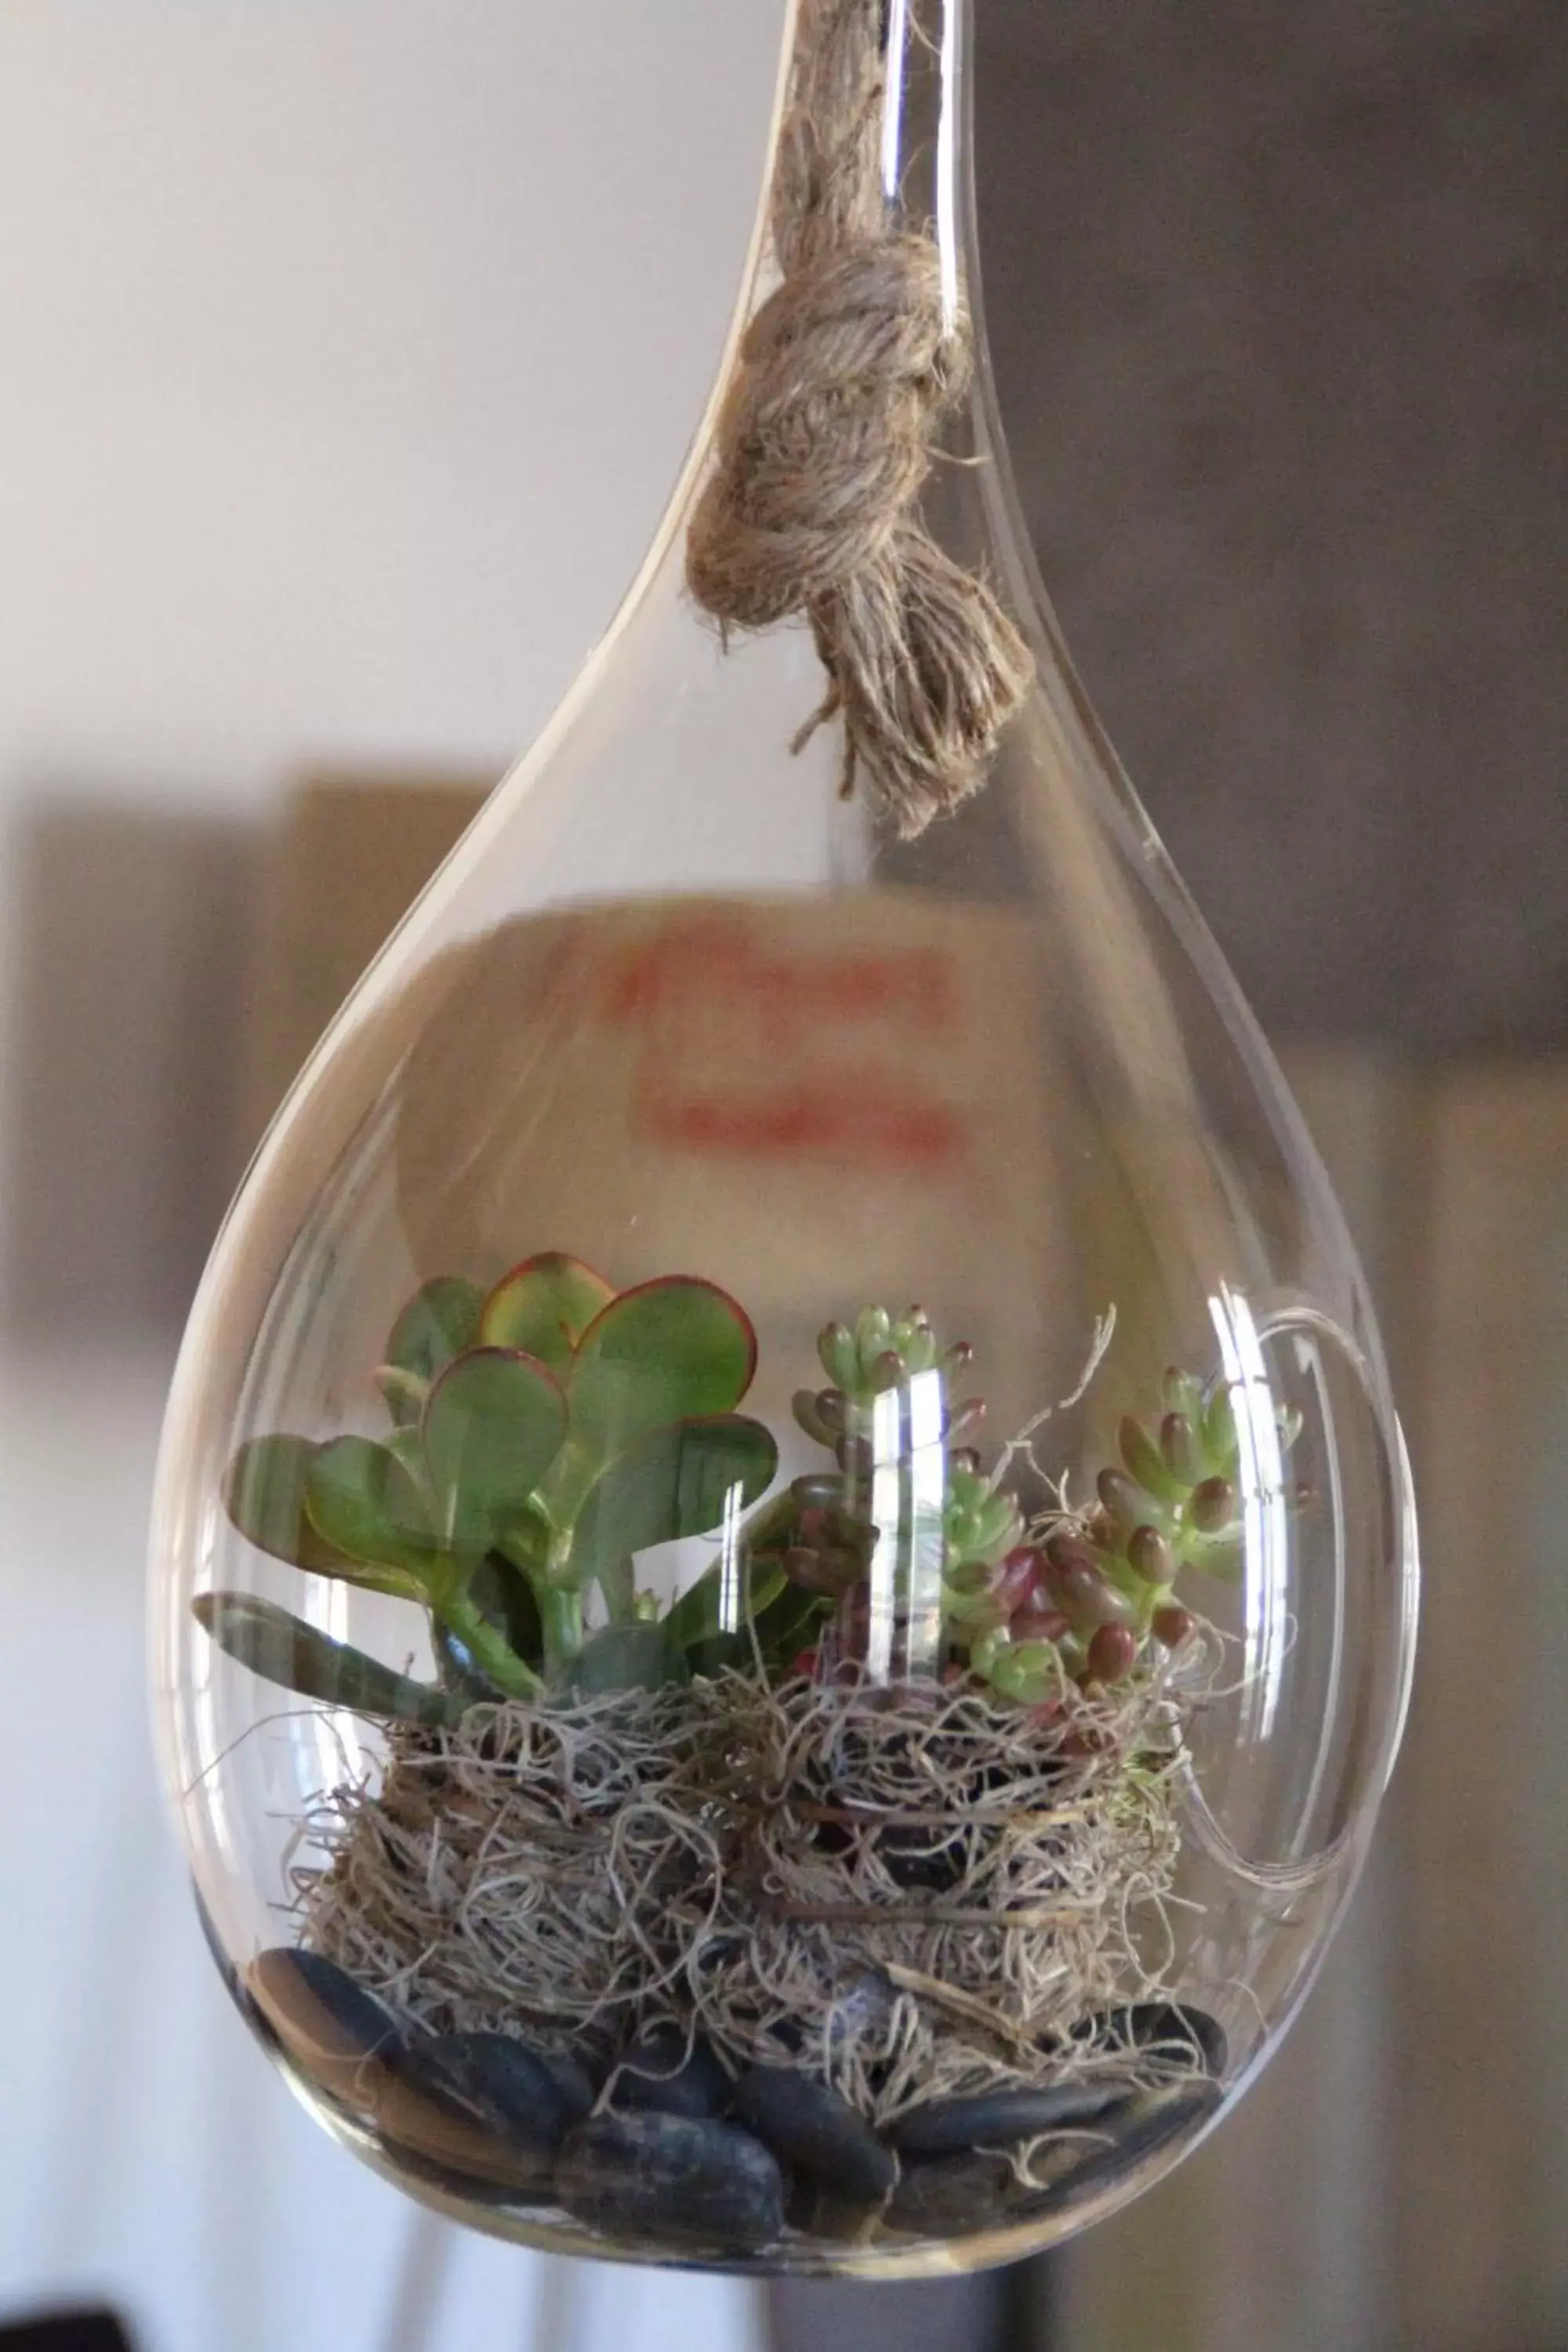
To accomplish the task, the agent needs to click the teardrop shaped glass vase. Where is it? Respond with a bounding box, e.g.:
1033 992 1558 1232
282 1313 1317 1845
151 0 1417 2280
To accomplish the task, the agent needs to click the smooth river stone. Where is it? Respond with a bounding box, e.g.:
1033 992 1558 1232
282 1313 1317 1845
1080 2002 1228 2078
784 2177 884 2245
390 2143 559 2212
249 1947 401 2107
885 2152 1014 2240
889 2081 1133 2157
556 2111 785 2255
1022 2081 1223 2212
612 2026 729 2118
379 2032 570 2186
539 2047 597 2123
731 2066 895 2202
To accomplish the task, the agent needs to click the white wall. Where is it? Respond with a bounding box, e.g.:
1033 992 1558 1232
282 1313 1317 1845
0 0 775 804
0 7 782 2348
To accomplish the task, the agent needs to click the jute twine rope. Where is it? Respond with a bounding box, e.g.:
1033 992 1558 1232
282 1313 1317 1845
685 0 1034 840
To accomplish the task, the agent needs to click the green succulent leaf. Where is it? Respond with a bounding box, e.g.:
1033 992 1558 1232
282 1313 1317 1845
303 1436 443 1592
384 1424 430 1482
422 1346 568 1557
478 1253 616 1371
570 1621 686 1696
568 1277 757 1459
989 1639 1063 1705
381 1276 485 1421
1180 1531 1245 1580
571 1414 779 1597
1164 1367 1206 1424
192 1592 463 1726
224 1435 353 1574
1201 1381 1239 1472
817 1322 860 1390
854 1305 892 1363
665 1552 788 1660
1120 1415 1185 1504
374 1365 430 1424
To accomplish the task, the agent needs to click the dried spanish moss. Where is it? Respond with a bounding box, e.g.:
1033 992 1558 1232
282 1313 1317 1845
298 1666 1190 2126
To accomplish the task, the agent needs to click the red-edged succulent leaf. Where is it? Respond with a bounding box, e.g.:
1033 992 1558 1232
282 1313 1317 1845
568 1276 757 1460
477 1252 615 1371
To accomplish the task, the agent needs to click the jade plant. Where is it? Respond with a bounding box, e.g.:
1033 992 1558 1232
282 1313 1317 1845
199 1254 779 1713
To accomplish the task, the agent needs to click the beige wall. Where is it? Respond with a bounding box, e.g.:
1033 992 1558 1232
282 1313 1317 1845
0 0 779 1330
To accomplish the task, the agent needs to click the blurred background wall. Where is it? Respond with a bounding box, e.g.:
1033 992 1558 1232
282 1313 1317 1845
0 4 1563 2351
0 9 779 2350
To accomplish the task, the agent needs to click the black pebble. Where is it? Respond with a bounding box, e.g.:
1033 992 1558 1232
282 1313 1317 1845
785 2177 884 2244
1033 2081 1222 2209
890 2082 1132 2157
885 2151 1013 2239
390 2143 558 2211
380 2032 570 2183
731 2066 895 2202
556 2111 785 2255
1076 2002 1227 2078
249 1947 401 2104
612 2026 729 2118
539 2047 597 2122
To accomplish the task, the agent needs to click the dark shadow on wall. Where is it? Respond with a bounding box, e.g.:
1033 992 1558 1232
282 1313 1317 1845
0 2310 139 2350
0 794 259 1335
978 0 1568 1059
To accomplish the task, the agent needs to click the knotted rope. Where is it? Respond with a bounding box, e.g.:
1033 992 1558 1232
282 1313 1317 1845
686 0 1034 840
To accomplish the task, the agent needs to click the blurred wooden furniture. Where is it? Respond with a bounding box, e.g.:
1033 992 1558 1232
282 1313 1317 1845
1063 1059 1568 2352
237 775 489 1152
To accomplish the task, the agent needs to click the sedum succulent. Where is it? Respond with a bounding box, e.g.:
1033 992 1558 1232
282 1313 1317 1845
958 1364 1304 1701
771 1309 1304 1708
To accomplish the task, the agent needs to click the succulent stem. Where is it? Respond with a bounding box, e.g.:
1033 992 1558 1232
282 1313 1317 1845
537 1583 586 1672
438 1592 546 1699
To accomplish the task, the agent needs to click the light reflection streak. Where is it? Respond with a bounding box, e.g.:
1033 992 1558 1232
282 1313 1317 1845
865 1370 948 1683
880 0 910 202
935 0 961 324
717 1479 745 1635
867 1388 902 1684
1208 1284 1289 1743
906 1368 949 1675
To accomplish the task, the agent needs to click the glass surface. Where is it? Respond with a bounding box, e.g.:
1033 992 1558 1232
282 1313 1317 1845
150 0 1417 2278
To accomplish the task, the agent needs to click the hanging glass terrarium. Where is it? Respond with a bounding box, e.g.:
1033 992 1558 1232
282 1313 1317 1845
151 0 1417 2278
